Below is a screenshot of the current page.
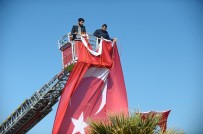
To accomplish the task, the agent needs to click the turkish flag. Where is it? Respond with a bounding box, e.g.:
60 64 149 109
52 40 128 134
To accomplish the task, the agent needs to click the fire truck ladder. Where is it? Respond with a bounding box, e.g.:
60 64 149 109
0 70 70 134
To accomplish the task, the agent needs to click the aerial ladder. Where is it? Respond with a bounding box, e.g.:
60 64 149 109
0 33 96 134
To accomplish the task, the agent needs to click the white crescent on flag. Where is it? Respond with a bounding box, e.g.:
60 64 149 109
95 79 108 115
83 67 109 81
84 67 109 115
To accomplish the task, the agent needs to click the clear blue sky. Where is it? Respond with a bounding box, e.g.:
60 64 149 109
1 0 203 133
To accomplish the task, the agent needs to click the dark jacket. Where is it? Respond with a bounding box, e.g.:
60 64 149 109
71 25 86 40
93 29 113 41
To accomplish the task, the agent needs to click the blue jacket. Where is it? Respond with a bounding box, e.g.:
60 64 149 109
93 29 113 41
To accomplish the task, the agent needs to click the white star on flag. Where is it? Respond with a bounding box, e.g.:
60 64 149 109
71 112 88 134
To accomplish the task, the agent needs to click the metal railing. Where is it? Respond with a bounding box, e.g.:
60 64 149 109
58 33 99 70
58 33 98 51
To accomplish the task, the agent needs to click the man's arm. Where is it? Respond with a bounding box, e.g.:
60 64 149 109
93 30 101 38
71 25 77 35
106 32 113 41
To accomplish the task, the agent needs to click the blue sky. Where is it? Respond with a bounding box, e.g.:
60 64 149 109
0 0 203 133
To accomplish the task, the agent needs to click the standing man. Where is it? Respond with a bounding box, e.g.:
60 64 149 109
93 24 117 42
71 18 86 40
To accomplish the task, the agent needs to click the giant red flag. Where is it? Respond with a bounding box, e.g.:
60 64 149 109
52 39 128 134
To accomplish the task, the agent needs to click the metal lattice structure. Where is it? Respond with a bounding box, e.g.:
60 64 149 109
0 71 70 134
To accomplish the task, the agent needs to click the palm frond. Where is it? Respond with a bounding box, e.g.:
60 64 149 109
88 112 162 134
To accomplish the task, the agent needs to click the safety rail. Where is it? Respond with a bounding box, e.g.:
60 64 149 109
58 33 98 51
58 33 114 71
58 33 99 70
0 71 70 134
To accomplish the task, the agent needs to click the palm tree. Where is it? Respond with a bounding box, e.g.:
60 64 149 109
88 113 184 134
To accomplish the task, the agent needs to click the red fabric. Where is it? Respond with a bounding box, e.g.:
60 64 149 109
156 110 171 131
52 62 90 134
140 110 171 132
52 40 128 134
62 44 72 67
106 45 128 115
75 41 113 68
